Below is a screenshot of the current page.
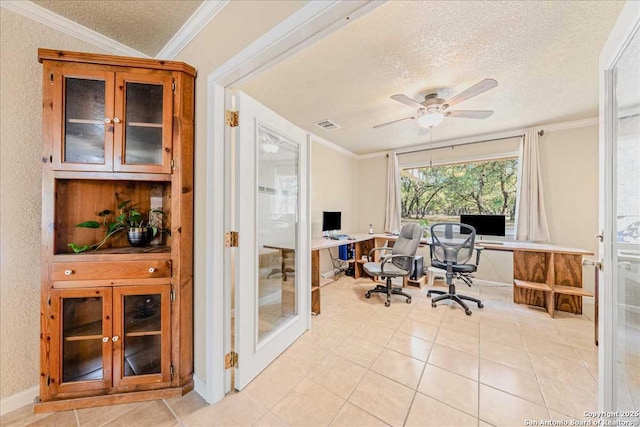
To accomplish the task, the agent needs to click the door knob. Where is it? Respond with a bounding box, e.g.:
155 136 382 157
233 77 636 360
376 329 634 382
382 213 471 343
148 267 156 273
113 117 121 123
112 336 119 342
595 230 604 242
64 269 73 276
102 337 109 342
104 118 112 124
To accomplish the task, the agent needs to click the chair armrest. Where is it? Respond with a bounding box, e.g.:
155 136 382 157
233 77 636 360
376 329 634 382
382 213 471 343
367 247 393 262
474 246 484 266
381 254 414 276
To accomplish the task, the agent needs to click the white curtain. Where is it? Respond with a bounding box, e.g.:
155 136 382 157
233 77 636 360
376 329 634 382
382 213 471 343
384 152 402 233
515 130 550 241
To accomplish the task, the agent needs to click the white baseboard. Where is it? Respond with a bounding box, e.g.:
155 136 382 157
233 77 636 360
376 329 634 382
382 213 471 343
0 385 38 416
193 374 206 400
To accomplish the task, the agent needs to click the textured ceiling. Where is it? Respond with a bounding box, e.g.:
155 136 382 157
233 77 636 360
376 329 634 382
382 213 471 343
32 0 203 56
239 1 625 155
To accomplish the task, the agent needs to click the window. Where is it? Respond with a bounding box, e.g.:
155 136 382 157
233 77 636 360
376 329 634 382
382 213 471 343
400 157 519 237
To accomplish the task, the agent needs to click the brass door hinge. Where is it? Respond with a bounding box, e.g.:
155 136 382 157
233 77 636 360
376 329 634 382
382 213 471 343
47 294 51 306
170 158 176 170
225 110 238 127
172 79 176 94
224 351 238 369
46 374 51 386
225 231 238 247
170 364 174 379
170 289 176 302
49 73 53 84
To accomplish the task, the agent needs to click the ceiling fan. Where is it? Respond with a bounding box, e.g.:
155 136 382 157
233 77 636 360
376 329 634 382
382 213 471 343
373 78 498 130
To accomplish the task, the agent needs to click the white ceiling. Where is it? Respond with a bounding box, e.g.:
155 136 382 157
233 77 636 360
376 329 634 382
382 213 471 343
32 0 203 56
239 1 625 155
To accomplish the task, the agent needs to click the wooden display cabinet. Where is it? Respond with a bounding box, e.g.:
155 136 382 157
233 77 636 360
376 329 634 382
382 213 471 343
38 49 195 412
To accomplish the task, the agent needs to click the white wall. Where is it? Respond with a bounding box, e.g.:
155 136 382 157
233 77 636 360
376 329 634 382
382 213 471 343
311 140 358 275
355 125 599 289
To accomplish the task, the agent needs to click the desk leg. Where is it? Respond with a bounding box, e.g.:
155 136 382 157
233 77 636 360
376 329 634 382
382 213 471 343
311 249 320 315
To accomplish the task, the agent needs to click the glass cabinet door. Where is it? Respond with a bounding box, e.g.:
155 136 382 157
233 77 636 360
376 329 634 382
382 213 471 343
113 73 173 174
49 288 112 395
112 285 171 387
52 66 115 171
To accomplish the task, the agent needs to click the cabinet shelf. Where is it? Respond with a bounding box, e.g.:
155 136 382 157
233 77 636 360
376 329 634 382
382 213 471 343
554 285 593 297
67 119 103 125
513 279 552 292
64 320 102 340
128 122 163 128
126 331 161 337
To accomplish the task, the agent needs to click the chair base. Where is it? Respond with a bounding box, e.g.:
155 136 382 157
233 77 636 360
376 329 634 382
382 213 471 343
365 279 412 307
427 284 483 316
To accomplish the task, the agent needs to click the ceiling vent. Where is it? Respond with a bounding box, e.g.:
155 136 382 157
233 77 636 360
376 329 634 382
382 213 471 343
313 119 341 131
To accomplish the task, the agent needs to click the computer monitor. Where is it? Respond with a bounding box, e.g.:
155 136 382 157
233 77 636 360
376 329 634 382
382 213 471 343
322 211 341 232
460 214 506 237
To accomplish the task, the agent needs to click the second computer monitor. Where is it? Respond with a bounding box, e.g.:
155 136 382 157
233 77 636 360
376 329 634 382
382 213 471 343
460 214 506 237
322 211 342 232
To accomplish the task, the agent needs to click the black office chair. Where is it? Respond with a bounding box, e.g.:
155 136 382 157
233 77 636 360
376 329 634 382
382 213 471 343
427 223 484 315
363 223 423 307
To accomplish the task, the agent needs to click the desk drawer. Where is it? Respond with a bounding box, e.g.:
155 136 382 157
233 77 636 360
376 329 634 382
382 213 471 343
52 260 172 281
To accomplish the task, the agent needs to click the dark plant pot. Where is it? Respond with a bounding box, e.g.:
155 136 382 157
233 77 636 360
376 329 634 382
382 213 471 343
127 227 152 247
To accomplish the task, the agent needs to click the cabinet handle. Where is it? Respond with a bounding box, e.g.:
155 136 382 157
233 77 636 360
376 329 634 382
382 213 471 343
148 267 156 273
102 337 109 343
64 269 73 276
113 117 121 124
112 336 119 342
104 118 112 124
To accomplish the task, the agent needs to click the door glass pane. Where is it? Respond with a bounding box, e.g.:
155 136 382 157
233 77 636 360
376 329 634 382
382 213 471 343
256 124 299 343
124 82 163 165
123 294 162 376
613 28 640 414
62 297 103 382
64 78 106 164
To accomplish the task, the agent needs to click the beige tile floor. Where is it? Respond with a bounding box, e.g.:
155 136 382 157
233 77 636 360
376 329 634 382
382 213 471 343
2 277 601 427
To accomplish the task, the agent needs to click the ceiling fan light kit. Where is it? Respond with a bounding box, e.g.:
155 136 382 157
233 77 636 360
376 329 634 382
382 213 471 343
374 78 498 129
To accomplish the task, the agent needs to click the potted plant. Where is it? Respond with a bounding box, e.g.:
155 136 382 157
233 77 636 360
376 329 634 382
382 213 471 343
68 200 170 253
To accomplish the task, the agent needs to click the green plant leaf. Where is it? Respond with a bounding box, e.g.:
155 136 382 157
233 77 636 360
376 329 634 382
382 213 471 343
76 221 100 228
116 213 126 222
150 226 158 236
68 243 90 253
108 222 124 234
117 200 131 210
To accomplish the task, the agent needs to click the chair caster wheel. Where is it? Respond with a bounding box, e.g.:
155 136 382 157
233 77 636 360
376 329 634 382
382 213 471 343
365 292 371 298
427 292 432 298
385 301 390 307
478 303 484 309
431 301 437 308
465 309 472 316
406 297 411 304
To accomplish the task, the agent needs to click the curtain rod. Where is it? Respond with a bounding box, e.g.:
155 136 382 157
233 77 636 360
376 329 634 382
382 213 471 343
390 129 544 157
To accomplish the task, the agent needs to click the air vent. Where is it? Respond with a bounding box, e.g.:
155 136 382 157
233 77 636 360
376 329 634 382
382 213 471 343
314 119 341 131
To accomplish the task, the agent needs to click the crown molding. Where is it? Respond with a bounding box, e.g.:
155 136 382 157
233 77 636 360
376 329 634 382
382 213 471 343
310 134 359 159
1 1 148 57
156 0 229 60
357 116 599 160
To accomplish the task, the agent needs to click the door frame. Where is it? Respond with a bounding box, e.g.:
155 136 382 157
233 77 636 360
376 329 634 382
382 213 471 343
598 0 640 412
200 0 383 404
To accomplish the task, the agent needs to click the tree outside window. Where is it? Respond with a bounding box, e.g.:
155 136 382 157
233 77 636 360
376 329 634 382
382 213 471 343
400 158 518 236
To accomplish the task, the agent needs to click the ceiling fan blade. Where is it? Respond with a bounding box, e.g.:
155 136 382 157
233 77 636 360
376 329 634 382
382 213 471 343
445 79 498 107
446 110 494 119
391 94 425 110
373 116 415 129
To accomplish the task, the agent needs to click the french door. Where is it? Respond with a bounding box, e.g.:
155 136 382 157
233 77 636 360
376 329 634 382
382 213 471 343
599 2 640 415
232 91 310 389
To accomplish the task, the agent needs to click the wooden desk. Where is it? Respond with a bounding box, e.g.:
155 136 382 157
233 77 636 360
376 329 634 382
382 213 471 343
310 234 375 314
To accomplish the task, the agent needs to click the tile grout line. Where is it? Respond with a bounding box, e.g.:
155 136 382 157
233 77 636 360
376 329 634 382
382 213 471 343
74 409 80 427
162 398 185 427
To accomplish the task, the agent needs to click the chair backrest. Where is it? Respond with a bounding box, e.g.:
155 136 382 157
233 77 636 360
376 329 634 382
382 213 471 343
430 223 476 265
391 223 423 271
